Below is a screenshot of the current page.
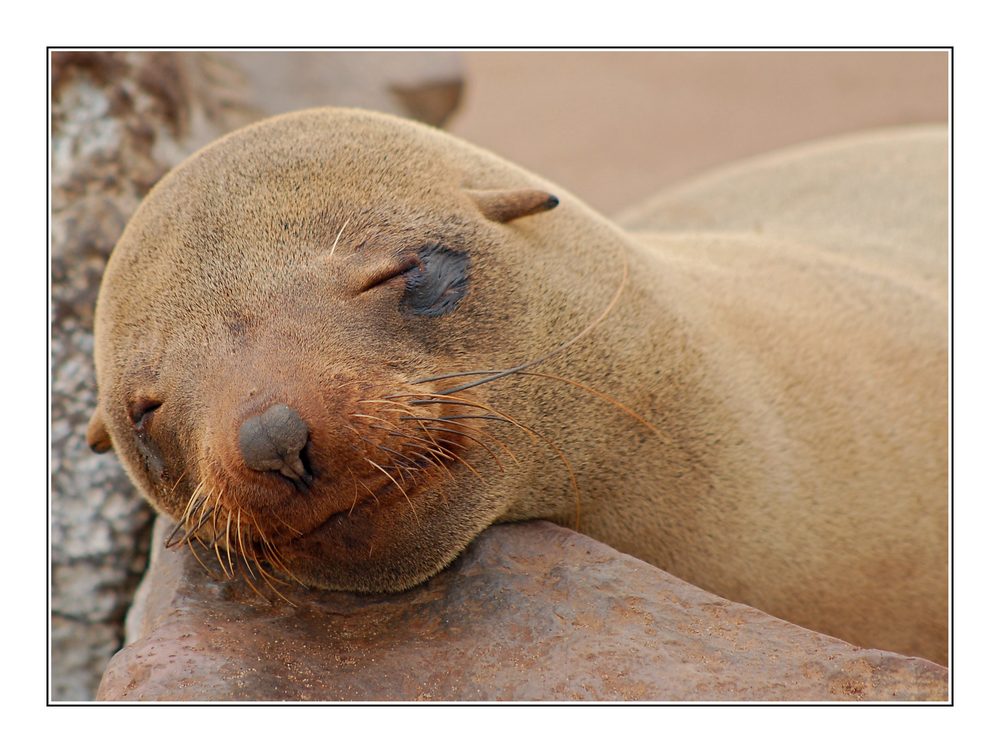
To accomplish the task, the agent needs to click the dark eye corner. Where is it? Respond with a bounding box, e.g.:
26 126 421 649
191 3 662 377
402 243 471 317
129 398 162 430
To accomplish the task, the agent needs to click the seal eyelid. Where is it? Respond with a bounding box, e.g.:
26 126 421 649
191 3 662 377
129 398 163 429
357 255 421 294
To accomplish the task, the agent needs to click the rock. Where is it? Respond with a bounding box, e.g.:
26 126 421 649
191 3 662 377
98 519 947 702
51 50 465 700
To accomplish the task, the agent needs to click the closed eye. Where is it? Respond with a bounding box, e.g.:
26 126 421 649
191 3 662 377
355 244 470 316
358 256 421 293
130 398 162 431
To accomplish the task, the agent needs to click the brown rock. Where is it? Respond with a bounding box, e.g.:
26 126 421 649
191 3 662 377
99 519 947 702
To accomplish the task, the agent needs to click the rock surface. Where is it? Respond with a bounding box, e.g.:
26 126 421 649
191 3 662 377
99 519 948 702
50 50 464 700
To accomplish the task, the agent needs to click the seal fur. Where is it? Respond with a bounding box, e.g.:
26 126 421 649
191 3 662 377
89 109 948 664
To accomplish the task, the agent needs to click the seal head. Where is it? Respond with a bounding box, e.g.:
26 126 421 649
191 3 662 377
89 108 577 593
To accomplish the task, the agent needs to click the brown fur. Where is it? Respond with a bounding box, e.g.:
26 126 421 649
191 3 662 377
90 109 948 664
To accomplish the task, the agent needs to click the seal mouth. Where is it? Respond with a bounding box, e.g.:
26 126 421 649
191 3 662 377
168 410 462 555
294 460 435 539
291 475 414 546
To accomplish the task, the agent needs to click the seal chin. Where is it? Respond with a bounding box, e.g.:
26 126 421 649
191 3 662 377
172 439 463 593
273 478 480 593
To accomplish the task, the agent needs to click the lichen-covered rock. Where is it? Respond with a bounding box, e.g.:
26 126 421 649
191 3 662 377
99 520 947 702
51 50 464 700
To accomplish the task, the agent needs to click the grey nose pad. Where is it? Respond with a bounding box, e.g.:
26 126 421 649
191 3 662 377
238 404 314 491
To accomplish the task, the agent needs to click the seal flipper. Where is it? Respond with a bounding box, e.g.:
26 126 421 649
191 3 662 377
466 188 559 223
87 408 112 453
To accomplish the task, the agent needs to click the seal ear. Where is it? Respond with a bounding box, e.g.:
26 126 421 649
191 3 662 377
466 188 559 223
86 408 113 454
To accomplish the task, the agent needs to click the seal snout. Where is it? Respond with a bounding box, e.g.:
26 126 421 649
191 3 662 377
237 403 314 492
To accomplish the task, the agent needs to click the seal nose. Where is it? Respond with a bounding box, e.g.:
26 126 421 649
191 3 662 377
238 403 314 491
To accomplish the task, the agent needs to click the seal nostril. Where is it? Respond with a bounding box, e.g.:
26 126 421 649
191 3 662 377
238 403 314 490
299 439 315 480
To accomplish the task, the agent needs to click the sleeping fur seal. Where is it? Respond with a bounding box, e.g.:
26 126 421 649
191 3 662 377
87 109 948 664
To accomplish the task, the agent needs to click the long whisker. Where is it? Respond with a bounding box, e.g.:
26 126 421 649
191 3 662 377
236 509 256 582
356 399 441 423
353 475 379 517
352 408 457 472
535 428 582 530
412 428 504 472
273 515 305 538
214 529 233 579
346 468 360 515
366 459 419 524
255 564 298 605
208 494 232 577
225 509 235 577
401 419 516 467
328 219 349 257
185 536 214 577
357 398 432 412
166 480 207 548
413 369 671 447
235 514 274 600
376 424 446 450
349 426 426 489
399 442 457 480
405 413 510 423
183 482 206 519
235 556 269 601
355 404 468 468
409 253 628 395
393 426 486 483
181 495 215 545
390 393 538 443
168 469 189 495
261 537 306 587
246 510 301 601
164 518 188 550
353 432 422 471
410 395 580 527
378 392 540 489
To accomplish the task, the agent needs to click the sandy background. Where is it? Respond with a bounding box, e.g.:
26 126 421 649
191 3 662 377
448 51 948 214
